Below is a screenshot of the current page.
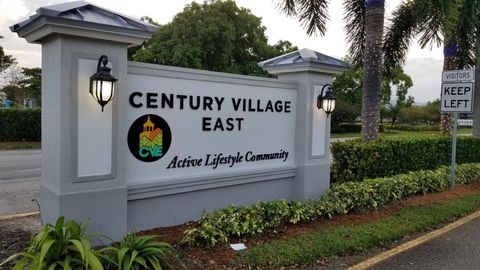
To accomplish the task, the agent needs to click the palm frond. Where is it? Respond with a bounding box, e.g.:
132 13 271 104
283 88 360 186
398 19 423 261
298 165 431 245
383 0 418 72
343 0 366 67
278 0 329 36
415 0 461 49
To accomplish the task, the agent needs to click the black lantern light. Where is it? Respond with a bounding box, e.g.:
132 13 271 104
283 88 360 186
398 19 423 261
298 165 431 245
316 84 336 117
90 55 117 111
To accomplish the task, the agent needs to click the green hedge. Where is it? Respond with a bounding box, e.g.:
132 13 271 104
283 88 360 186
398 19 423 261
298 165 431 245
181 163 480 246
0 109 41 141
389 124 440 131
332 123 384 134
331 136 480 183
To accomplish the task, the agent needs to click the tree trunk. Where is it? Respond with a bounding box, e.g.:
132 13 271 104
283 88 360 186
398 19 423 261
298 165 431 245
441 46 456 136
473 35 480 136
361 0 385 142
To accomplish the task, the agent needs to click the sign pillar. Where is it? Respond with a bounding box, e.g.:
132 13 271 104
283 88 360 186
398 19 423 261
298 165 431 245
259 49 350 199
11 3 157 241
441 69 475 189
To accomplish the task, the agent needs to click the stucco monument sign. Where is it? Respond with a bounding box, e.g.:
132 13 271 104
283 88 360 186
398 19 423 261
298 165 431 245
11 1 349 240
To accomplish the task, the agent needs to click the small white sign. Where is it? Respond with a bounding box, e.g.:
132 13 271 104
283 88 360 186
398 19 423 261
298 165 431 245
458 119 473 126
230 243 247 251
441 82 475 113
442 69 475 82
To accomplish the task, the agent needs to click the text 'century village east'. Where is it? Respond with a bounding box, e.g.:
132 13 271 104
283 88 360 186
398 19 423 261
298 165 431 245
129 91 293 131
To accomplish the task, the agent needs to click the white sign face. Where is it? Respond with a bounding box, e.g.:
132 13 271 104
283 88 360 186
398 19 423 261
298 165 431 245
457 119 473 126
442 69 475 82
440 82 474 113
125 68 297 184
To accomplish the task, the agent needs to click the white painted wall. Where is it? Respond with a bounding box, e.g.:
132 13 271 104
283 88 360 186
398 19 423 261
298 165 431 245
77 59 113 177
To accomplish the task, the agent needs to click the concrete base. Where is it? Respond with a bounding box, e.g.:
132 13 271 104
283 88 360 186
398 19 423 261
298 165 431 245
40 185 127 241
127 177 294 231
294 161 331 200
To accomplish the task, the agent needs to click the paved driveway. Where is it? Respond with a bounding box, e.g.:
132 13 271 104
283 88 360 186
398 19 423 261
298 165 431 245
372 216 480 270
0 149 41 215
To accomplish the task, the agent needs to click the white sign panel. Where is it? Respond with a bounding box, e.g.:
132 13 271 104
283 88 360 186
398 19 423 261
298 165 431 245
125 68 297 184
457 119 473 126
440 82 474 113
442 69 475 82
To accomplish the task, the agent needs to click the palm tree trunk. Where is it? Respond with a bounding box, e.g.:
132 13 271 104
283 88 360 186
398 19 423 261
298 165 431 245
361 0 385 142
441 45 456 136
473 35 480 136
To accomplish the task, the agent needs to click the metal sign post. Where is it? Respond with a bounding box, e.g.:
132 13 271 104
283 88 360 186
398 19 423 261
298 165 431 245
450 113 458 189
441 69 475 189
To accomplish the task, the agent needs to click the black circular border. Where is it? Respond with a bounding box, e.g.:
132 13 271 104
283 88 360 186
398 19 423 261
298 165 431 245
127 114 172 162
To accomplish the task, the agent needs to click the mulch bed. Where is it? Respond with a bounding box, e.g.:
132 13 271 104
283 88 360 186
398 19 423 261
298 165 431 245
0 214 40 270
2 183 480 269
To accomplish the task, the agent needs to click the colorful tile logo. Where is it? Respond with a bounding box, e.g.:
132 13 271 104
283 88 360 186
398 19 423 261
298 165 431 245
128 114 172 162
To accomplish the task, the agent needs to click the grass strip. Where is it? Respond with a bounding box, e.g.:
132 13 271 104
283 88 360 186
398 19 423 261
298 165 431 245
331 128 472 138
239 193 480 269
0 142 40 150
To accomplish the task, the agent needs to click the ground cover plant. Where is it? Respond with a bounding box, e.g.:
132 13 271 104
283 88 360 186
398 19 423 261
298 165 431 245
331 136 480 182
99 233 183 270
238 192 480 269
1 218 182 270
181 163 480 247
0 216 103 270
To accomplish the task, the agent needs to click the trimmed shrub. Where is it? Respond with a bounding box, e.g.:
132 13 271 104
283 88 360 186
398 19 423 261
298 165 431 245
389 124 440 131
181 163 480 246
0 109 41 141
332 123 384 134
331 136 480 183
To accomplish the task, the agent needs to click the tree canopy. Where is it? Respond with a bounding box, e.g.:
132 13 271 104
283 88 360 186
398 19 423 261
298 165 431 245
0 46 15 73
132 0 297 76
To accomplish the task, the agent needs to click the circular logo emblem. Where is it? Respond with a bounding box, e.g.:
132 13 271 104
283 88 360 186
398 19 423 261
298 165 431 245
128 114 172 162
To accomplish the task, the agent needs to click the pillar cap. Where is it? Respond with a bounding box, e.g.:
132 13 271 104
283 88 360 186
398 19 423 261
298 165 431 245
258 48 350 75
10 1 158 46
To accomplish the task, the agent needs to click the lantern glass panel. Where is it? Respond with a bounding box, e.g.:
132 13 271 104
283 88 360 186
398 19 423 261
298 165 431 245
323 99 335 113
101 81 114 100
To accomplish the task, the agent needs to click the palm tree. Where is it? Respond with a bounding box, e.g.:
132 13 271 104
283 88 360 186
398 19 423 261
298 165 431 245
384 0 478 135
278 0 385 142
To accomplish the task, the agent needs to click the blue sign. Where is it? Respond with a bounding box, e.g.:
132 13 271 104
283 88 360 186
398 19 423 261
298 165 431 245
2 99 12 108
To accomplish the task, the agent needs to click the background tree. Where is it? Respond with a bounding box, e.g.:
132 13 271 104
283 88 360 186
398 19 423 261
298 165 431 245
332 65 412 126
0 36 16 73
279 0 386 141
132 0 297 76
398 99 441 125
1 67 41 107
18 67 41 104
381 67 413 126
0 46 15 73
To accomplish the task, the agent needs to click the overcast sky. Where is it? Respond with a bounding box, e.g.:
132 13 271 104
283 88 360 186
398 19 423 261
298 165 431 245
0 0 444 103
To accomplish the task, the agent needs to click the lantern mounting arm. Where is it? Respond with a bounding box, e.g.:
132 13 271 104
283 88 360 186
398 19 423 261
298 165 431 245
319 84 332 101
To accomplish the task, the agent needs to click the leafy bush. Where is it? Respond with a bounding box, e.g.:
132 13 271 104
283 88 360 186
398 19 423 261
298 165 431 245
1 217 103 270
331 136 480 183
100 233 182 270
0 109 41 141
181 163 480 246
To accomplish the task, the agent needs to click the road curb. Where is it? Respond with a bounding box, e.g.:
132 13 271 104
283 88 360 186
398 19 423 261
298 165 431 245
0 211 39 221
347 209 480 270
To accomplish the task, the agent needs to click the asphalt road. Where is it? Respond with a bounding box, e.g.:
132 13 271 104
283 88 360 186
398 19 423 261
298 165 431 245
372 216 480 270
0 149 41 215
